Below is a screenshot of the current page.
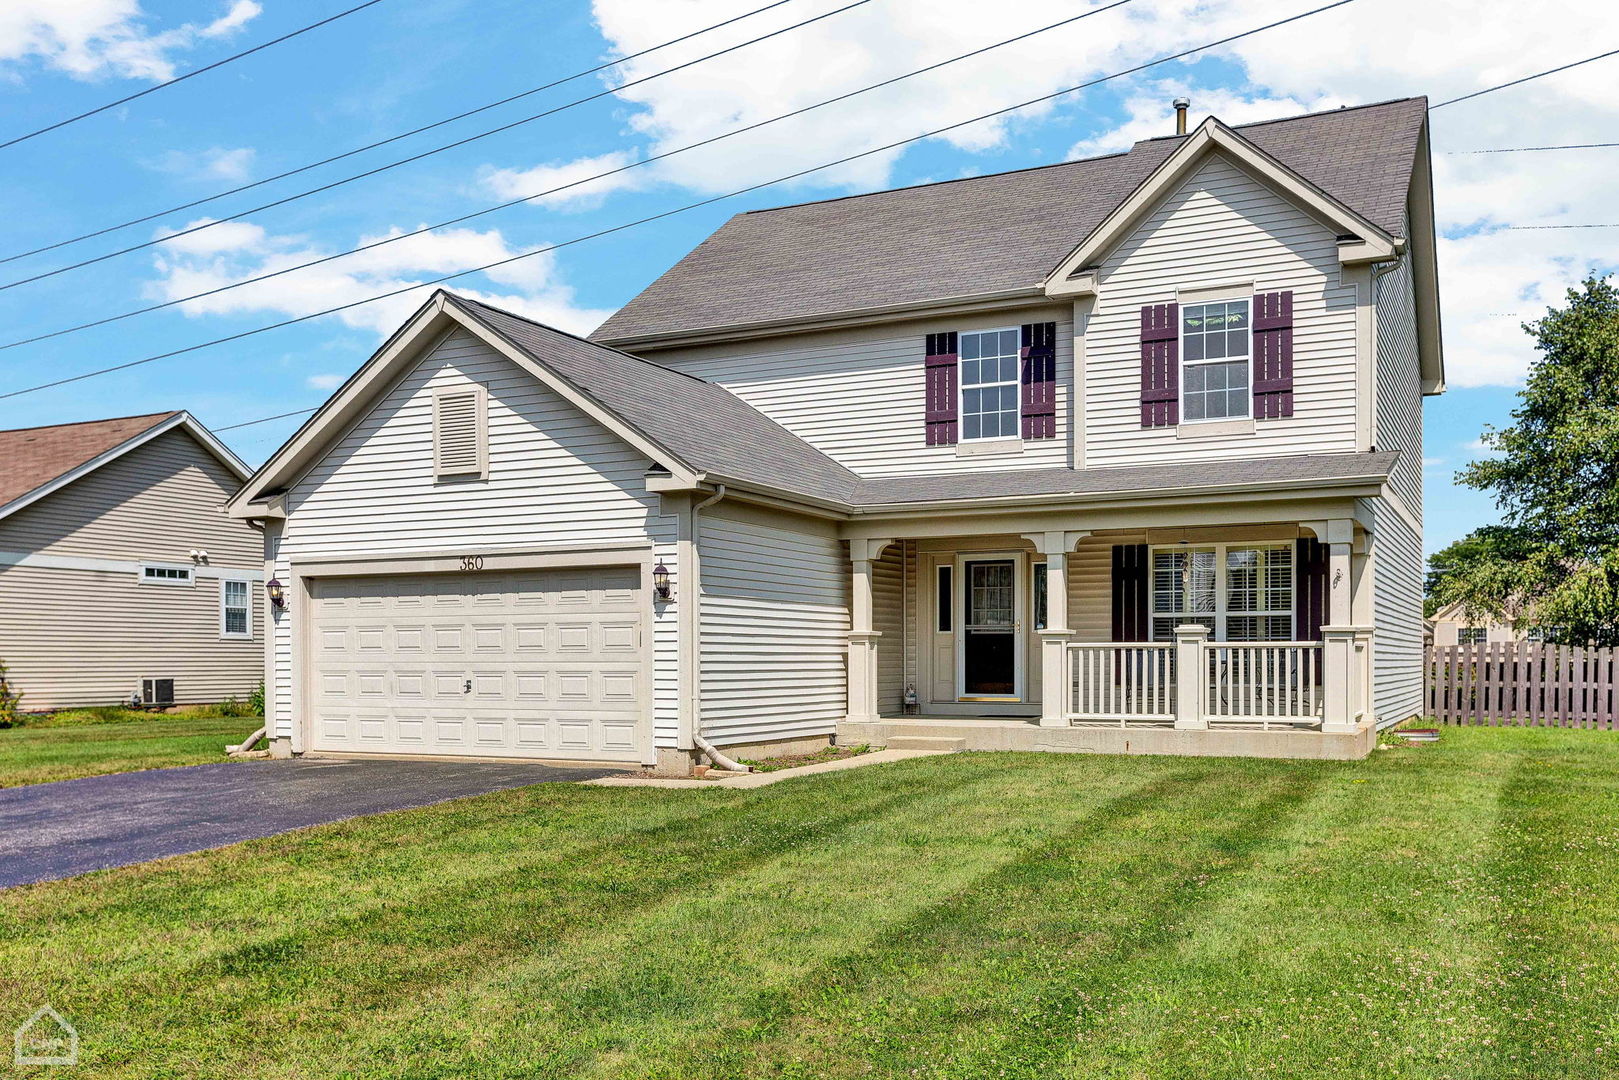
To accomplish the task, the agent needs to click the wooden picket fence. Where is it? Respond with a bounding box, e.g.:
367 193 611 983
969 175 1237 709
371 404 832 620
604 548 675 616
1425 642 1618 727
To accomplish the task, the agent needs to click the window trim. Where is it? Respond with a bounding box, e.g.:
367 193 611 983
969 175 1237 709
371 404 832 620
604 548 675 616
219 577 252 640
1179 297 1253 425
1148 542 1294 642
137 562 194 587
432 382 489 480
955 326 1022 443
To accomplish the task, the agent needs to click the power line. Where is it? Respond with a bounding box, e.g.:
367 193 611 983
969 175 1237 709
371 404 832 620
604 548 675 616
216 407 318 432
1433 47 1619 109
0 0 1137 353
0 0 1362 403
0 0 799 268
0 0 391 151
1448 141 1619 154
0 0 874 294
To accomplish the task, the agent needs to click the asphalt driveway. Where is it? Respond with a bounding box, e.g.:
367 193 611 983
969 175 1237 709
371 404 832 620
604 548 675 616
0 757 617 888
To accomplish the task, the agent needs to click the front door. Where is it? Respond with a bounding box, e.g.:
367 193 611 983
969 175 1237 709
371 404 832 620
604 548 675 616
960 558 1019 698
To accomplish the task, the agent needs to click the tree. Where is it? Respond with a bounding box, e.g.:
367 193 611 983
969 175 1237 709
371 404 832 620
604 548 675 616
1435 275 1619 646
1423 527 1533 618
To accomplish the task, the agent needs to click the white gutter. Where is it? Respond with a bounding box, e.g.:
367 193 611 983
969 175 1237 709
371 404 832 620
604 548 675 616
686 484 750 773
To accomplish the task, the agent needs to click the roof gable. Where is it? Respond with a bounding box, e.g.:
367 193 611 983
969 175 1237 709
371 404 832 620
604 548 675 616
0 411 248 521
229 292 859 515
592 97 1428 347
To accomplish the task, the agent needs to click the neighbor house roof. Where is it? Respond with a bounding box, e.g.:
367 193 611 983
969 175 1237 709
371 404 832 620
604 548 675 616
593 97 1428 346
0 411 251 521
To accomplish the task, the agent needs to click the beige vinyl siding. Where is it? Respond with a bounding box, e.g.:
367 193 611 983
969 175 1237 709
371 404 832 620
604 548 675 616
1375 237 1423 515
269 328 679 746
1085 153 1359 468
697 505 849 747
648 307 1073 478
0 427 256 566
1370 499 1425 725
0 427 261 710
873 540 904 714
0 564 261 709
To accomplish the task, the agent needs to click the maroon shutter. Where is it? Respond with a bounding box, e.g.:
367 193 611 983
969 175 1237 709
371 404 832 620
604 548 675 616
1020 321 1057 440
1111 544 1150 642
1252 290 1294 418
1140 303 1178 427
924 331 959 446
1295 537 1328 642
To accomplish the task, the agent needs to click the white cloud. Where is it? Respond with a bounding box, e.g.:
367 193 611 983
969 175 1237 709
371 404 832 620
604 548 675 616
145 219 613 338
152 146 256 183
306 373 343 390
1066 82 1343 158
478 151 648 211
0 1 261 82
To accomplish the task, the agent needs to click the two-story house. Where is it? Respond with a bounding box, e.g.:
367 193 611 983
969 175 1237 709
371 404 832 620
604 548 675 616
228 97 1442 770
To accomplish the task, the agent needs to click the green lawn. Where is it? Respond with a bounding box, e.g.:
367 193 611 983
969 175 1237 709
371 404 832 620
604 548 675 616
0 712 261 788
3 727 1617 1078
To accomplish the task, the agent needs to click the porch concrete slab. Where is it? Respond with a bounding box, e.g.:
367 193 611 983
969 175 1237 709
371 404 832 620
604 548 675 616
583 748 952 789
840 718 1376 761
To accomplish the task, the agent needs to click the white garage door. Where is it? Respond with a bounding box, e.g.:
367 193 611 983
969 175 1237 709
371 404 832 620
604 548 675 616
308 566 644 761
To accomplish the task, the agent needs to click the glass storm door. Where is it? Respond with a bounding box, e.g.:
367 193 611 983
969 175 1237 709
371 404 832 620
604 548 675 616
961 559 1017 697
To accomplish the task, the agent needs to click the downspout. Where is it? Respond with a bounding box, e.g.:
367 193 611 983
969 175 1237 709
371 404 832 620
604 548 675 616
688 484 751 773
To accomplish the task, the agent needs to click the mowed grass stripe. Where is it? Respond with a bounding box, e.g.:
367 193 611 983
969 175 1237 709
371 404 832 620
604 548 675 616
1483 732 1619 1077
259 754 1147 1079
670 762 1322 1079
1054 736 1518 1079
0 715 260 787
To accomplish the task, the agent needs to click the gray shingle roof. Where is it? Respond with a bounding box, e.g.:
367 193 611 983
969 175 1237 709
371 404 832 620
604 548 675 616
593 97 1426 345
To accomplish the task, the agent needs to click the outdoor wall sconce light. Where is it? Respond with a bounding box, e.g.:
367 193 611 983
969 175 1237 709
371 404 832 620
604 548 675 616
266 578 286 610
652 561 672 602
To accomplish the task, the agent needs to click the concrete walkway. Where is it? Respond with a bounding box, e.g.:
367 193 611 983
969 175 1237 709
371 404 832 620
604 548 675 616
583 747 951 789
0 758 614 888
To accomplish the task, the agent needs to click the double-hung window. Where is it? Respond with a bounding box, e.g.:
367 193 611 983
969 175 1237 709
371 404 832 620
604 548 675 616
1181 299 1251 422
220 579 251 639
1151 543 1293 641
958 328 1020 441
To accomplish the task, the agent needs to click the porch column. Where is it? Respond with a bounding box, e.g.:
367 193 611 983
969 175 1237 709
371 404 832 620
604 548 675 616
1311 518 1363 733
1173 623 1210 729
1022 531 1089 727
846 538 892 722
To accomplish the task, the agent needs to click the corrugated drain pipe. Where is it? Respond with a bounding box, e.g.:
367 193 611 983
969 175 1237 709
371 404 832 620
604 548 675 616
690 484 750 773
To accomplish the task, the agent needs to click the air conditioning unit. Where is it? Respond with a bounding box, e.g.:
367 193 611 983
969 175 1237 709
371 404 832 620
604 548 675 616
141 678 175 707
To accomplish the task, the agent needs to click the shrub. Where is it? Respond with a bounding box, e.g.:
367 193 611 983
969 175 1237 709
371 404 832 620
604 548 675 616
248 680 265 717
0 659 23 729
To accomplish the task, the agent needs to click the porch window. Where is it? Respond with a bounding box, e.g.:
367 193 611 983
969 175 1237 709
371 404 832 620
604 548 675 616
958 328 1020 440
1181 299 1251 422
1032 563 1048 630
1151 543 1292 641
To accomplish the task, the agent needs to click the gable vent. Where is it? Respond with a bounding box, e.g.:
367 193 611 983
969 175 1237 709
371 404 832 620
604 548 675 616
433 385 487 479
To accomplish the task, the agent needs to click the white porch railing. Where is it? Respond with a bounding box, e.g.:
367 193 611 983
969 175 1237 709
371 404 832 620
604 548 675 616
1067 643 1176 725
1063 626 1362 732
1204 642 1321 728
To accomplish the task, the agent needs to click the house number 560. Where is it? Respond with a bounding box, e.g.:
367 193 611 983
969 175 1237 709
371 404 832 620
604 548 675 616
460 555 485 571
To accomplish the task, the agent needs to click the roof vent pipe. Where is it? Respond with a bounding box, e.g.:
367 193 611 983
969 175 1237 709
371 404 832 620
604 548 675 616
1173 97 1190 136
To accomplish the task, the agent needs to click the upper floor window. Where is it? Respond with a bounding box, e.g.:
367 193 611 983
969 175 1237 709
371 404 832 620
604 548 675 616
958 328 1020 441
139 563 193 586
1151 543 1292 642
1181 300 1251 422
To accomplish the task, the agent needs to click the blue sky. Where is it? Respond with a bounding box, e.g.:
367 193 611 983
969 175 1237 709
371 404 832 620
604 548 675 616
1 0 1614 556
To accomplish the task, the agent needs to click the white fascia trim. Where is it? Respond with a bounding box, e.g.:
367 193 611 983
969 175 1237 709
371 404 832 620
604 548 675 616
0 412 249 525
1043 119 1399 297
0 549 264 580
598 287 1046 352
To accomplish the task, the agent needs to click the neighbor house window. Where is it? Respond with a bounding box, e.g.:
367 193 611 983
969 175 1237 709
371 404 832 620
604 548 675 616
1457 627 1487 645
1181 299 1251 422
139 563 193 586
221 579 251 639
1151 543 1292 641
958 327 1021 441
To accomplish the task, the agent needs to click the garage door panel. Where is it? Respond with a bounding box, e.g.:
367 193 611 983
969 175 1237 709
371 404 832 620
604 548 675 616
310 567 644 762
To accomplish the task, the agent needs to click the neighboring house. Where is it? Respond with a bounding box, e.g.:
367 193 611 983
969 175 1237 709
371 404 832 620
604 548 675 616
228 97 1442 770
0 412 263 711
1427 600 1550 646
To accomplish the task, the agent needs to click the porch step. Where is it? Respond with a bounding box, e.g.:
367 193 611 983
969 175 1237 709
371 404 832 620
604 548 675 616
882 735 967 752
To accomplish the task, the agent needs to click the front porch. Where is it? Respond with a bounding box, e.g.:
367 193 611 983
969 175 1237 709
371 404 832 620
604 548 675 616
842 512 1378 760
